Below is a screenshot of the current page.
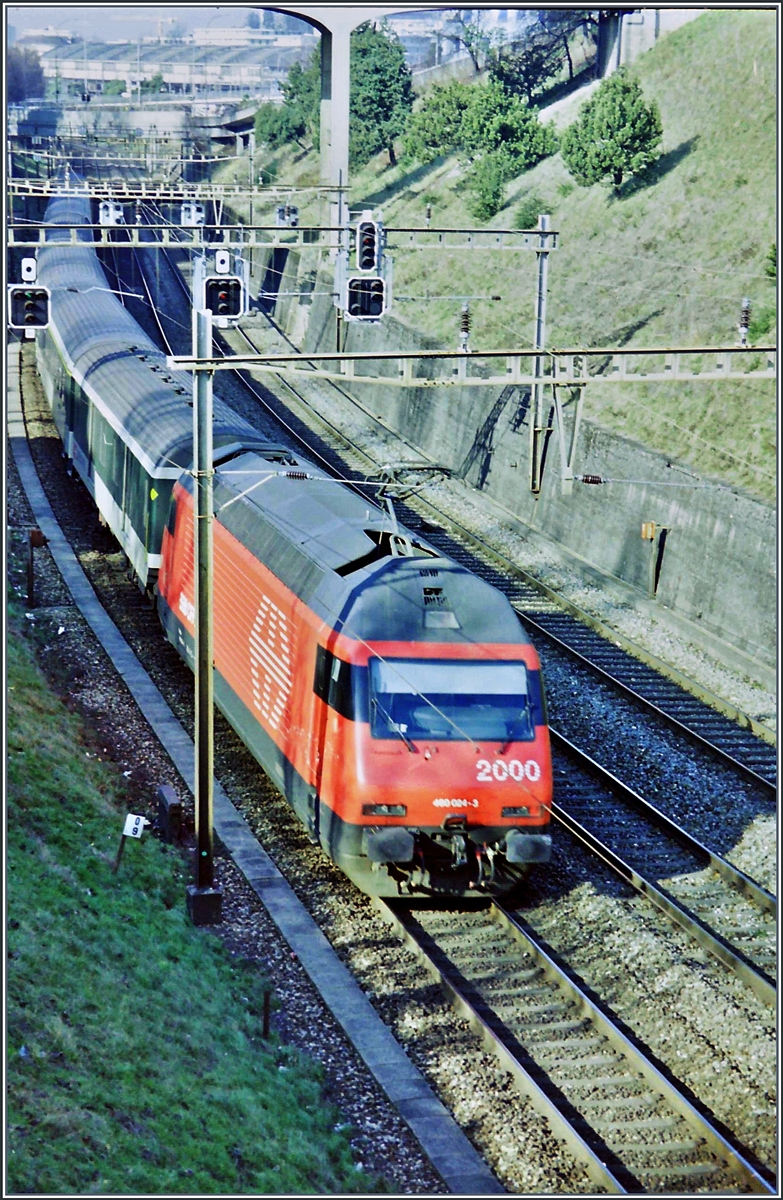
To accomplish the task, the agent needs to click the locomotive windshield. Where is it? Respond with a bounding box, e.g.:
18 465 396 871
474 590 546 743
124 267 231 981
368 658 533 743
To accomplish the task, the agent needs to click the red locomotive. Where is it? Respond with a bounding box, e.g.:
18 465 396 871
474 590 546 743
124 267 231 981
158 454 552 897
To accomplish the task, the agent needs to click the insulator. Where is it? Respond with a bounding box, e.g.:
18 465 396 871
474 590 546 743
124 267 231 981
280 470 310 480
579 474 604 485
460 304 471 334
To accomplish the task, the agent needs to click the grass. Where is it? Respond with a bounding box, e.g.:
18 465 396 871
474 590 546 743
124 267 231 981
6 602 375 1195
229 9 775 503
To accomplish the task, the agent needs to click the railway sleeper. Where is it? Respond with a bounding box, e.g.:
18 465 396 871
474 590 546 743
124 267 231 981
580 1093 658 1112
489 985 567 1006
513 1016 591 1037
542 1052 623 1073
558 1073 649 1091
608 1139 705 1158
633 1161 721 1180
530 1035 605 1056
479 966 543 985
594 1115 680 1133
494 1000 574 1022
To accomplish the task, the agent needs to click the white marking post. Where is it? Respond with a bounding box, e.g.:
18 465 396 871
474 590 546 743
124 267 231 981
114 814 148 872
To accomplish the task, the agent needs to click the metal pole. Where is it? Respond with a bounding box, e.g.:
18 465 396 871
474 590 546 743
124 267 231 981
195 305 214 889
248 138 254 276
187 307 222 924
530 213 550 495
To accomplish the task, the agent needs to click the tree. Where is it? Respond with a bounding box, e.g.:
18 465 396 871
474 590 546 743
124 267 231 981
560 68 662 189
459 79 558 177
442 10 503 74
7 45 45 103
403 80 474 164
255 50 320 150
536 10 599 83
246 10 260 30
349 22 414 168
254 23 414 169
404 79 557 218
488 10 599 104
141 72 165 95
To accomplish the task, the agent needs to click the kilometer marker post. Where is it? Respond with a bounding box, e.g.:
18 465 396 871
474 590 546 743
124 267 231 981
186 307 223 926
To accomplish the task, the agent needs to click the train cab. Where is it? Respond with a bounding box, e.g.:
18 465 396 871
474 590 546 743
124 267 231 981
313 559 553 896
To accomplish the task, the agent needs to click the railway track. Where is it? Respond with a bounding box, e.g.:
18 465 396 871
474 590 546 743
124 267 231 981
377 900 775 1195
550 730 776 1006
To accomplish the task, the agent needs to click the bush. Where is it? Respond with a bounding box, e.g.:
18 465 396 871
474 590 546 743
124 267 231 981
459 80 559 176
514 194 547 229
748 305 776 342
465 154 508 220
764 243 776 281
404 79 557 180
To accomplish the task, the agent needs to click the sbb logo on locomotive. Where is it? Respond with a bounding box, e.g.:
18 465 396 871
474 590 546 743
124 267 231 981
249 595 293 732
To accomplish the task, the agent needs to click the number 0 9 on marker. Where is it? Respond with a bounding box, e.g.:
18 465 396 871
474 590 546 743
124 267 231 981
123 813 147 839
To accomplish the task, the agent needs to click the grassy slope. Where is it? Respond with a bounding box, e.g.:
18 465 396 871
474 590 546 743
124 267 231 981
242 9 776 501
6 610 370 1195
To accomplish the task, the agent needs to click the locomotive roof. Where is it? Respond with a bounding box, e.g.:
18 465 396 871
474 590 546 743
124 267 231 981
210 449 529 646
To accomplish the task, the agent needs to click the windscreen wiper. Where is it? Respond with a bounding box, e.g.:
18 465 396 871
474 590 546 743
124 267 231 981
499 707 531 756
372 698 418 753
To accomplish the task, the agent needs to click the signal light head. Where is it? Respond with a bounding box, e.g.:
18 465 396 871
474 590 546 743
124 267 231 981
8 285 50 330
203 276 244 318
356 220 380 272
346 277 385 320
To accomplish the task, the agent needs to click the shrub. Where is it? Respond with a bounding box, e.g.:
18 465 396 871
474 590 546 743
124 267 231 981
748 305 776 342
465 154 508 220
764 243 776 281
514 194 547 229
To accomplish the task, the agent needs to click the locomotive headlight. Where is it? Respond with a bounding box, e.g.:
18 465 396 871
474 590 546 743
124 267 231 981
502 805 530 817
362 804 407 817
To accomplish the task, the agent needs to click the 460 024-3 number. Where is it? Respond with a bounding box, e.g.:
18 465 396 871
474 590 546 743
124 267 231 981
476 758 541 783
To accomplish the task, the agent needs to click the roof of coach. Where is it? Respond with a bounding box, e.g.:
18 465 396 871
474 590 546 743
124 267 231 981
37 194 257 473
209 449 529 646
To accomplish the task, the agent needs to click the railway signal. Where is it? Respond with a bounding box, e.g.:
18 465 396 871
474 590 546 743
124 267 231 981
275 204 299 228
346 276 385 320
356 218 381 272
203 276 243 318
8 285 50 329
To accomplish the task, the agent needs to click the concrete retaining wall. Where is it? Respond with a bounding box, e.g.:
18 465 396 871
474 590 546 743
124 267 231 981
269 262 775 677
